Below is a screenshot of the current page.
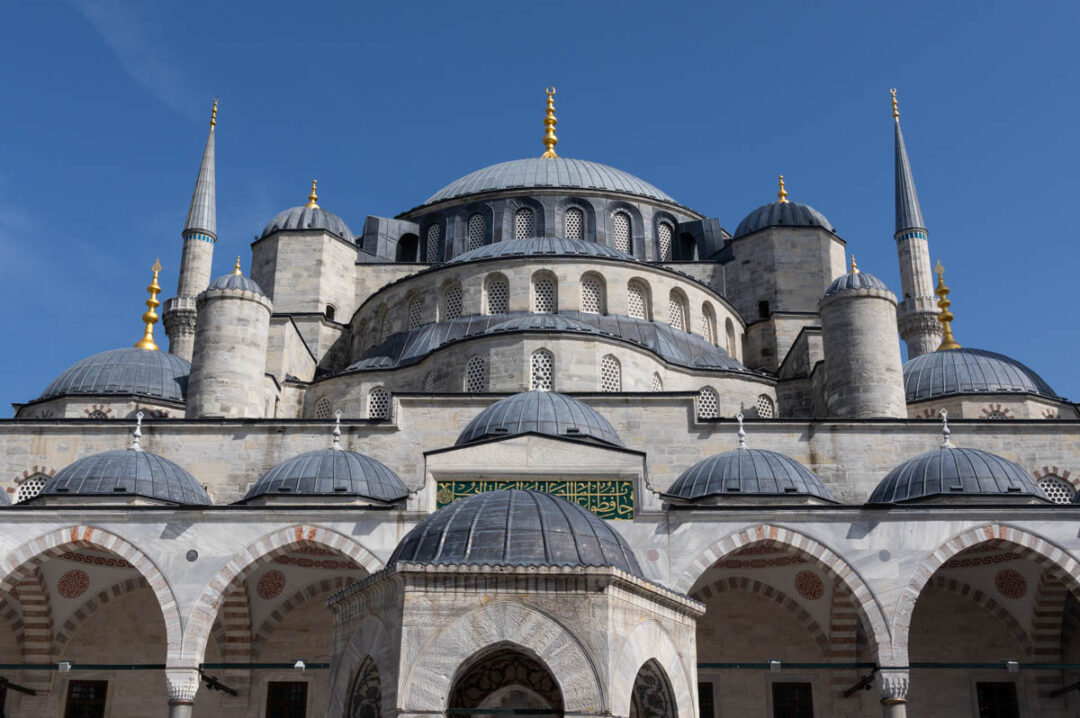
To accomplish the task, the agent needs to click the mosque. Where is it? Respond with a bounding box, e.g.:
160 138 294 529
0 87 1078 718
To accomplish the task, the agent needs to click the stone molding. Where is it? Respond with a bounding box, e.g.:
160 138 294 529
877 668 909 703
166 667 200 702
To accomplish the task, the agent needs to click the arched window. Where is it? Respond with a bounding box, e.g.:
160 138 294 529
612 211 631 253
16 473 49 503
441 282 463 321
756 394 775 419
314 397 332 420
514 208 534 239
425 224 441 262
697 386 719 419
580 273 605 314
630 661 676 718
725 318 737 357
651 373 663 392
423 372 436 392
464 356 488 392
485 274 509 315
378 307 390 342
396 233 419 262
627 280 650 320
1038 475 1075 504
368 387 390 419
86 409 109 419
346 656 381 717
600 355 621 392
407 295 424 330
700 303 717 345
532 272 557 314
530 349 554 391
565 207 584 240
657 220 674 261
324 304 336 322
668 290 688 332
467 213 485 251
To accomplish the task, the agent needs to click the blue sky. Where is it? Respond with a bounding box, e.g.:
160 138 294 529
1 0 1078 410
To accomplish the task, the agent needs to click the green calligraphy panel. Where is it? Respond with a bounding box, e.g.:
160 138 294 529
435 479 634 519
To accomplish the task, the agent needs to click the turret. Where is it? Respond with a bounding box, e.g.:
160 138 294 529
163 99 218 361
819 257 906 418
892 89 942 358
185 258 272 418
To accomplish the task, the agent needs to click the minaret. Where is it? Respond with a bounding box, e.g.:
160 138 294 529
163 99 218 361
892 89 942 358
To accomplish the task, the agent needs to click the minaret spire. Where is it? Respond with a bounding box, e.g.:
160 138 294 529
184 99 218 241
891 89 942 358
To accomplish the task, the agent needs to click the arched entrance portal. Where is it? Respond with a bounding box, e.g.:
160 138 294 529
629 659 677 717
447 647 564 717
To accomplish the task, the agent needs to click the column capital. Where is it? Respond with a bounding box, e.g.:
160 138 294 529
877 667 909 704
166 667 200 703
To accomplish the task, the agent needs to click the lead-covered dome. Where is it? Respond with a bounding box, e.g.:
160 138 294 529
903 348 1058 402
868 447 1048 504
388 489 643 576
734 201 834 238
39 348 189 403
261 205 352 241
665 448 835 502
208 272 265 296
39 449 210 505
421 158 677 208
447 237 636 264
824 269 890 297
456 391 623 447
243 448 409 502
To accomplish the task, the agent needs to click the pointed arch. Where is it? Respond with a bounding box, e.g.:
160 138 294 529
922 575 1033 657
612 619 696 718
251 576 352 659
328 614 396 718
52 576 150 654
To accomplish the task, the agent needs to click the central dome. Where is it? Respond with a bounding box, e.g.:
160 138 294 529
421 158 678 208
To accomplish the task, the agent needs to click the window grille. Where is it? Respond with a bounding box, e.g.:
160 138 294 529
266 682 308 718
756 394 775 419
423 373 436 392
425 225 441 262
368 388 390 419
378 309 390 342
668 292 687 331
985 410 1008 419
533 275 556 314
612 212 631 253
486 276 509 315
697 387 719 419
581 275 603 314
600 355 621 392
16 474 48 503
408 295 424 330
658 221 673 261
651 373 663 392
565 207 584 239
443 284 463 321
628 282 648 320
700 304 716 345
465 357 488 392
314 397 332 420
725 319 737 357
514 208 534 239
64 680 108 718
467 214 485 251
86 410 109 419
1038 476 1075 504
530 350 554 391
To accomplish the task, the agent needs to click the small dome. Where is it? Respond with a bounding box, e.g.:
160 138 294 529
447 237 636 264
388 489 643 576
665 448 835 502
734 201 834 238
487 314 601 335
40 449 210 505
243 449 409 502
903 348 1058 402
420 158 678 208
261 205 352 241
456 391 623 447
868 447 1048 504
39 348 189 403
824 269 890 298
208 272 265 296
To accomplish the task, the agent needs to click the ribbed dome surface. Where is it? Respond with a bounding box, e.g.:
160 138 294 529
40 348 189 403
422 158 677 207
208 272 266 295
447 237 636 264
261 205 353 240
903 348 1057 402
734 201 834 238
824 270 890 297
456 391 623 447
41 449 210 505
388 489 643 576
487 314 600 334
243 449 409 502
868 447 1047 504
665 448 835 501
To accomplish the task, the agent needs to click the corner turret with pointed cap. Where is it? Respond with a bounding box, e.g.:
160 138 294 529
891 89 942 358
163 99 219 362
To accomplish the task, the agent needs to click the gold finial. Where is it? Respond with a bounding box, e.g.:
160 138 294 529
134 259 163 351
210 98 218 127
890 88 899 120
850 255 858 273
541 87 558 158
934 260 961 350
232 256 243 276
777 175 789 203
306 179 319 209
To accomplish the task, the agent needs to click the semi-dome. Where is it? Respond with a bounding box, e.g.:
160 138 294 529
208 271 265 296
261 187 353 241
734 201 834 239
487 314 601 335
447 237 636 264
456 391 623 447
387 489 643 576
421 158 678 208
903 348 1058 402
243 448 409 503
868 447 1048 504
39 348 189 403
665 448 835 502
824 268 890 297
39 449 210 505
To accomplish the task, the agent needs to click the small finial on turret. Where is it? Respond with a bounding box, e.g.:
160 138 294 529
230 256 242 276
210 98 218 127
541 87 559 158
131 411 144 451
306 180 319 209
890 89 899 120
736 412 747 450
777 175 789 203
940 409 953 448
934 260 961 350
850 255 858 273
134 259 163 351
332 410 342 450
